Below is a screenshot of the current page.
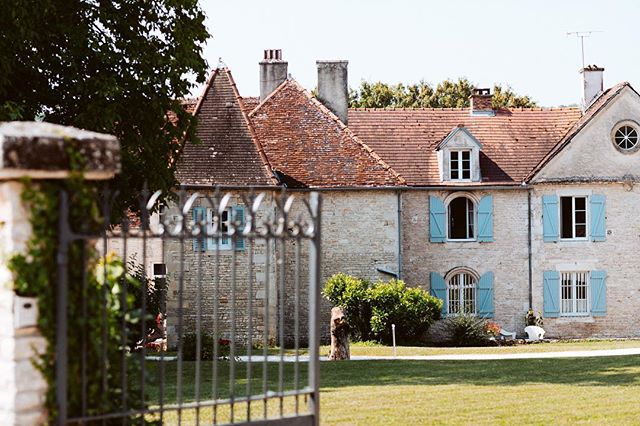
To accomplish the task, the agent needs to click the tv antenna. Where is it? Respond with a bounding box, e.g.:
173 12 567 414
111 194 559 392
567 31 602 68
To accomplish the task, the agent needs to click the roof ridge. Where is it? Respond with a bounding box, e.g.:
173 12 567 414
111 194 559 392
224 69 279 186
248 78 292 117
292 80 406 185
349 106 581 112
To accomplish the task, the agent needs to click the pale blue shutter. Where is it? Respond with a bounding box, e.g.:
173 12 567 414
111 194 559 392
477 272 494 318
542 195 559 242
477 195 494 242
429 196 446 243
543 270 560 317
234 207 246 251
192 207 207 252
590 195 606 242
590 270 607 316
429 272 447 315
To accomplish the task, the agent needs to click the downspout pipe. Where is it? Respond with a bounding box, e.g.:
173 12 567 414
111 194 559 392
527 188 533 309
397 190 403 280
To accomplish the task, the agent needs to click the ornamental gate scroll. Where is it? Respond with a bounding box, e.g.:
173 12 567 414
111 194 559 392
55 187 321 425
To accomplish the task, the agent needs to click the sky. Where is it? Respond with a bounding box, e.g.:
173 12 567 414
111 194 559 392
198 0 640 107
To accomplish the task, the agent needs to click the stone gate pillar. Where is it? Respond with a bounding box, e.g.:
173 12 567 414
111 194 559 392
0 122 119 425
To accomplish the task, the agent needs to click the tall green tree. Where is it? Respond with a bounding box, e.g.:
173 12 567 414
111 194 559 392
350 78 536 109
0 0 209 209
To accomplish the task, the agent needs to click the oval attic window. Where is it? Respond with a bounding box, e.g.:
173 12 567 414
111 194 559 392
613 122 639 152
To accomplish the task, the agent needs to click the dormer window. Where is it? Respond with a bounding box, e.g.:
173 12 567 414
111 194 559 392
436 126 482 183
450 150 471 181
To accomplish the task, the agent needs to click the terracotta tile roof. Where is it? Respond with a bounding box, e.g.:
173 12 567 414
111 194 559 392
248 79 404 188
348 106 582 186
527 82 632 180
176 69 276 186
241 96 260 113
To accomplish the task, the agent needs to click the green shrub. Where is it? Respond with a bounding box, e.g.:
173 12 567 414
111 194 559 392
182 333 231 361
369 279 441 344
323 274 442 344
443 314 492 346
323 273 372 340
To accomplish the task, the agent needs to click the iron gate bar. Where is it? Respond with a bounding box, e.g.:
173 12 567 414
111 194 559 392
56 187 321 426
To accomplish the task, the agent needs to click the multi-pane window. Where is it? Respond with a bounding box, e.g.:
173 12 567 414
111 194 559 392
207 208 232 250
450 150 471 180
561 271 589 315
448 272 477 315
448 196 474 240
560 196 587 239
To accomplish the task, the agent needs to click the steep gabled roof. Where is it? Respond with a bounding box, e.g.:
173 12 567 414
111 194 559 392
348 107 582 186
527 82 634 181
176 68 276 186
248 79 404 188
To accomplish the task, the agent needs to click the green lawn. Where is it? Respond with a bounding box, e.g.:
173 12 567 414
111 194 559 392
321 338 640 357
144 353 640 425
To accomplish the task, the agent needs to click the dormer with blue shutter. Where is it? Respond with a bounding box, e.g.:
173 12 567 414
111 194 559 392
436 125 482 183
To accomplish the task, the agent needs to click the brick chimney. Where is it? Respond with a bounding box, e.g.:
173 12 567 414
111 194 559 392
470 88 495 116
316 60 349 124
580 65 604 111
259 49 288 101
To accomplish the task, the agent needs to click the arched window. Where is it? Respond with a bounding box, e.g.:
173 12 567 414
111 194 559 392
447 195 475 240
446 269 478 314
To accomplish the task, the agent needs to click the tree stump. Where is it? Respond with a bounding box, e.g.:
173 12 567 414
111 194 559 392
329 306 350 360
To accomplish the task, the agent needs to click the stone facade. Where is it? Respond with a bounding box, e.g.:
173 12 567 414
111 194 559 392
402 189 530 333
159 189 400 347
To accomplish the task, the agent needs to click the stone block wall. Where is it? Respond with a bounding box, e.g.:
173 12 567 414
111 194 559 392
402 189 531 334
531 182 640 338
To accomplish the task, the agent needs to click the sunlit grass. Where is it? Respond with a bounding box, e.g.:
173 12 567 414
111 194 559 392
145 354 640 425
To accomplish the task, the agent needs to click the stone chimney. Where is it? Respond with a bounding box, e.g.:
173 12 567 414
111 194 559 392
581 65 604 110
259 49 288 101
470 88 494 116
316 60 349 124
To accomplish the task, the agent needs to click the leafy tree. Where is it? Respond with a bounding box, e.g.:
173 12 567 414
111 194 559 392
0 0 209 210
350 78 536 109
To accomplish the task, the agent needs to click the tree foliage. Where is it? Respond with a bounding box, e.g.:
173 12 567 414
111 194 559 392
0 0 209 209
349 78 536 109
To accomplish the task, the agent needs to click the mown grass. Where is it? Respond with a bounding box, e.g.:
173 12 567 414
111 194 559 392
143 353 640 425
320 338 640 357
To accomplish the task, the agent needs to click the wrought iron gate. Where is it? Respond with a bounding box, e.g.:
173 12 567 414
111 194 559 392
55 187 321 425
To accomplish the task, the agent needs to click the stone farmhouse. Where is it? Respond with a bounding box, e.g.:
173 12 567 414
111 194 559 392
161 50 640 344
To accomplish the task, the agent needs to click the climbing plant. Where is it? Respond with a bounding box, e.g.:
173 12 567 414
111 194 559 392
8 150 159 422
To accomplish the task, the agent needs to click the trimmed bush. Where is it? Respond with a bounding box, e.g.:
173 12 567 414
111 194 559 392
369 279 442 344
323 274 442 344
322 273 372 341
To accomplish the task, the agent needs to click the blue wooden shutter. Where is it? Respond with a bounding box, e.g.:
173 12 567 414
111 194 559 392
234 206 246 251
477 272 494 318
590 270 607 316
477 195 494 242
590 195 606 242
192 207 207 252
429 196 446 243
542 195 559 242
543 270 560 317
429 272 447 315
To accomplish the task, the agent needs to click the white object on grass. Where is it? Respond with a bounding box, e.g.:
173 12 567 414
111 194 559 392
392 324 397 359
524 325 545 341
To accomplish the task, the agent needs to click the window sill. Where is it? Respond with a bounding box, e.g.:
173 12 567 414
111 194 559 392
555 316 595 323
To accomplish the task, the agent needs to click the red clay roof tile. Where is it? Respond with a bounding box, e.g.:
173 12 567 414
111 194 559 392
348 106 582 186
176 69 276 186
248 79 404 188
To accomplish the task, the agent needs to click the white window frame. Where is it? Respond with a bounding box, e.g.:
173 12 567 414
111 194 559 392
449 150 472 181
560 271 590 316
446 270 478 315
559 195 589 241
446 194 476 241
207 207 232 250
